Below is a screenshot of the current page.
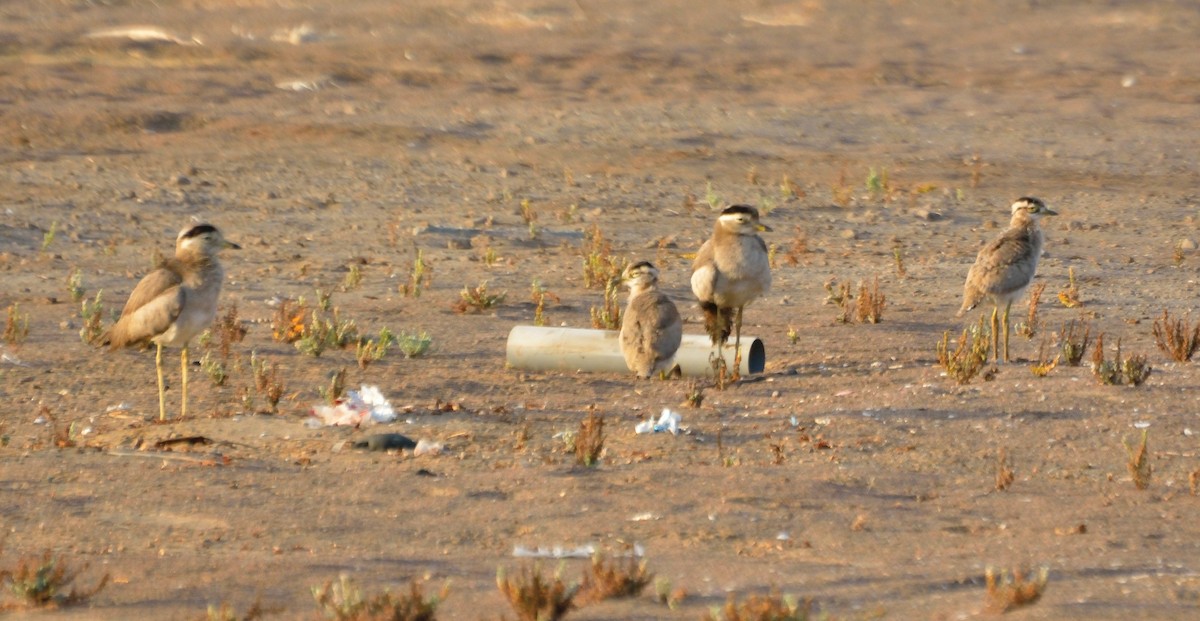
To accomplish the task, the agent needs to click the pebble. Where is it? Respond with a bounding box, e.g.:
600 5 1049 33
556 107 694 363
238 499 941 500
352 433 417 451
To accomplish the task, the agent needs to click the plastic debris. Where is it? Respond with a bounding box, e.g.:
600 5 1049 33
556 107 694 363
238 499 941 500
635 408 681 435
106 402 133 413
512 544 595 559
309 385 397 427
413 439 444 456
84 26 200 45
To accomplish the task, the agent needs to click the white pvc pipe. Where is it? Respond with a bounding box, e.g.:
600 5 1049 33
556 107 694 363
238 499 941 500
505 325 765 377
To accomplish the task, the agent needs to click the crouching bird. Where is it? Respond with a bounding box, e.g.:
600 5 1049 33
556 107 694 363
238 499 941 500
619 261 683 379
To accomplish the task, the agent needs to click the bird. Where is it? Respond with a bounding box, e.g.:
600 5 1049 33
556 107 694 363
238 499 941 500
104 223 239 420
619 261 683 379
958 197 1057 363
691 204 771 374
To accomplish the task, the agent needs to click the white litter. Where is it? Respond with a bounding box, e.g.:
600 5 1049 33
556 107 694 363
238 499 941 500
106 402 132 413
512 544 644 559
309 385 397 427
513 544 594 559
635 408 681 435
85 26 200 45
413 439 444 456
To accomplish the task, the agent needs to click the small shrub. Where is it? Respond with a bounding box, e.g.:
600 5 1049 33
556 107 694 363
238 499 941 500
3 303 30 345
983 567 1048 614
66 268 85 303
396 330 432 359
452 282 506 314
530 280 558 327
250 352 285 413
41 220 58 252
497 564 578 621
1152 309 1200 362
271 299 307 344
1124 429 1152 490
1016 282 1046 338
1 549 110 609
936 318 991 384
824 279 853 324
995 448 1014 491
1091 334 1151 386
200 349 229 387
401 250 431 298
705 590 812 621
199 598 273 621
1057 266 1082 308
356 327 396 369
578 553 653 604
296 309 358 357
574 409 605 467
79 291 105 345
1029 335 1058 377
318 368 347 405
892 242 907 278
654 577 686 610
588 277 621 330
580 226 626 290
1059 319 1091 366
312 573 446 621
341 263 363 292
854 277 885 324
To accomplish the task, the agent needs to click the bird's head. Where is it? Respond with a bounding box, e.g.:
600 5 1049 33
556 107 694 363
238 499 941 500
717 205 772 235
622 260 660 294
1010 197 1057 220
176 223 240 256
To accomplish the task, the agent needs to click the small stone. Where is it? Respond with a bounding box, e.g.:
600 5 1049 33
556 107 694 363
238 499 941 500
1180 238 1197 251
352 433 417 452
840 229 856 239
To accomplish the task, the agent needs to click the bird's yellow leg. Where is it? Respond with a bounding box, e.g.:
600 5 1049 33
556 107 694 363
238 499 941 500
732 306 744 381
155 342 166 422
1002 301 1012 364
990 307 1000 364
180 345 189 420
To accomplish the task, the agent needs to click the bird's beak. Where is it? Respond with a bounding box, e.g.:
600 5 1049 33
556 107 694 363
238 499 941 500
758 223 773 232
224 240 242 250
1043 208 1058 216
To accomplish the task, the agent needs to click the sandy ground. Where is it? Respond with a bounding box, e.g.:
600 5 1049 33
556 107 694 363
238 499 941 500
2 0 1200 619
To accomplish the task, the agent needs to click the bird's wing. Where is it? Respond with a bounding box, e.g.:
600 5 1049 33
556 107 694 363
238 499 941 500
120 265 183 316
970 228 1039 295
651 293 684 359
108 267 184 347
690 240 717 302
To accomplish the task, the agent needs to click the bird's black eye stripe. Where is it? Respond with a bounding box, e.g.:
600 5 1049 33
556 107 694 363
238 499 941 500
182 224 218 238
629 261 654 271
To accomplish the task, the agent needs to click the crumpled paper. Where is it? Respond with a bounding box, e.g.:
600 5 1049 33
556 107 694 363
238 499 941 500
635 408 681 435
309 385 397 427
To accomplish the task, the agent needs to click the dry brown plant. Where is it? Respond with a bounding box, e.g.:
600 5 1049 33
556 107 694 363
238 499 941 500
983 567 1048 614
1152 309 1200 362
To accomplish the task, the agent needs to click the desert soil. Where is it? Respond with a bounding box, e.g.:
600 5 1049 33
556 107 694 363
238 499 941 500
2 1 1200 619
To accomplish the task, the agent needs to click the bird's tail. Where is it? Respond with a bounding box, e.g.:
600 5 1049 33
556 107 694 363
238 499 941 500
700 301 732 346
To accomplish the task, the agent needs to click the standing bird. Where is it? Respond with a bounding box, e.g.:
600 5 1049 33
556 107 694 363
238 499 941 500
104 223 239 420
958 197 1057 363
691 205 771 372
619 261 683 379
